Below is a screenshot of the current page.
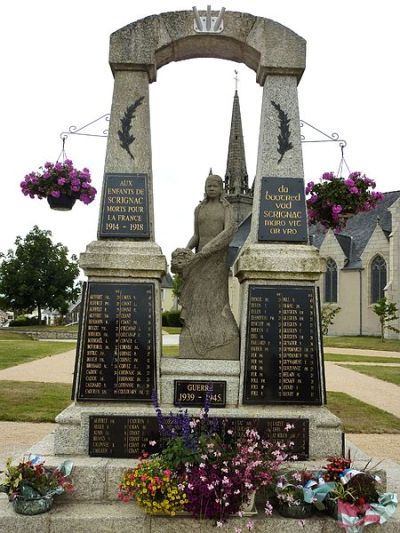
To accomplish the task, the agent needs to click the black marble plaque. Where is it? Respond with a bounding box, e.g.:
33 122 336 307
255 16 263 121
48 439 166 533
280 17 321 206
98 173 150 238
89 416 161 458
75 282 156 401
88 415 309 459
258 177 308 242
174 380 226 407
243 285 323 405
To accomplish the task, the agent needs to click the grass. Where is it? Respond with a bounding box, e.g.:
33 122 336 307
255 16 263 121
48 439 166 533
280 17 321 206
162 327 182 334
324 336 400 352
0 338 76 370
338 365 400 386
324 353 400 364
327 391 400 433
0 381 72 422
162 345 179 356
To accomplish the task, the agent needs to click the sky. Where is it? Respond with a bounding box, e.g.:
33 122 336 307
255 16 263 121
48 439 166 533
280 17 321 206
1 0 398 274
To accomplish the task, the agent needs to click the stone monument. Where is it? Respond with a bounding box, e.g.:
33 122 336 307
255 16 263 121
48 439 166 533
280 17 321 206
0 9 347 531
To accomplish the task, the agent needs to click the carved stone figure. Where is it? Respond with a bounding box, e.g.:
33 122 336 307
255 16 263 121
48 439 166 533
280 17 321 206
171 174 239 360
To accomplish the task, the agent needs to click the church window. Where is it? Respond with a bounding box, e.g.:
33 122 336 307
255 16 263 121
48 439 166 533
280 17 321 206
325 258 338 302
371 255 387 303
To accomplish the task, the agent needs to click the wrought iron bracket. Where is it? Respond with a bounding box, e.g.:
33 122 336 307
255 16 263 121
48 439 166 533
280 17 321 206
59 114 110 141
300 119 347 148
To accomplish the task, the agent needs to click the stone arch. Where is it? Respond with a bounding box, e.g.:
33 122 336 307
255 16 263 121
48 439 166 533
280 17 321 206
109 10 306 85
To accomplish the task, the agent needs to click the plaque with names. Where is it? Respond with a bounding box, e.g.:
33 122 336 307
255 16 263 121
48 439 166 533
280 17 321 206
243 285 323 405
98 173 150 238
89 415 161 458
75 282 156 401
258 177 308 242
88 415 309 459
174 380 226 407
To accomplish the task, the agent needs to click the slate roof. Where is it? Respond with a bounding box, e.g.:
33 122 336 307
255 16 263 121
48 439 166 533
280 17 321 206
161 272 173 288
309 190 400 268
228 191 400 269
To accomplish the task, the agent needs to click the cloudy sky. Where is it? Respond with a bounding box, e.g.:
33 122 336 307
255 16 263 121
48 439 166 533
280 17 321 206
1 0 398 271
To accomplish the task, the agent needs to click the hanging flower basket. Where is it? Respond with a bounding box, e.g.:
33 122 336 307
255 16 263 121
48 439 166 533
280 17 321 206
47 194 76 211
306 171 384 232
20 160 97 210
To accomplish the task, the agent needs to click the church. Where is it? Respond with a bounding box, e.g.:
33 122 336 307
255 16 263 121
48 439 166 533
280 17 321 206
222 87 400 339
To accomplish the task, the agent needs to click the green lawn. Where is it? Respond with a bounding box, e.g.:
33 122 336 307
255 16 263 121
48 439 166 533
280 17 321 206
338 365 400 386
327 391 400 433
325 353 400 364
163 327 182 334
324 336 400 352
0 381 72 422
0 338 76 370
162 345 179 356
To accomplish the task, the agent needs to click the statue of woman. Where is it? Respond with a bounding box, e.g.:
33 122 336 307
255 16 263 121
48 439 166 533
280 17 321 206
171 174 239 360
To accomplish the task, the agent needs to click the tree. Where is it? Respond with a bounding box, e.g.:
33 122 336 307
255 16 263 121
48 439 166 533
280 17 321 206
321 304 341 336
373 297 400 342
0 226 80 322
172 274 183 299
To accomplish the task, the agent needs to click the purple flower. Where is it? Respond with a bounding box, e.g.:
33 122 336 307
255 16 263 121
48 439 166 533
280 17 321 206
50 190 61 198
57 178 66 186
344 178 355 188
305 181 314 194
321 171 335 181
350 186 359 195
54 162 64 172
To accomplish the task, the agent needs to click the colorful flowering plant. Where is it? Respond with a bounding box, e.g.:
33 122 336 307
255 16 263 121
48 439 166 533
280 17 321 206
0 455 74 501
117 457 188 516
118 391 296 523
306 171 384 231
319 456 398 532
20 159 97 204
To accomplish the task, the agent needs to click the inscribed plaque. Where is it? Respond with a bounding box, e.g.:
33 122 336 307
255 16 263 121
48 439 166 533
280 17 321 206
75 282 156 401
98 173 149 238
243 285 324 405
258 177 308 242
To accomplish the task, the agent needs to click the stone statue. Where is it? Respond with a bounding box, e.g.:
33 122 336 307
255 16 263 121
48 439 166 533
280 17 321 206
171 174 239 360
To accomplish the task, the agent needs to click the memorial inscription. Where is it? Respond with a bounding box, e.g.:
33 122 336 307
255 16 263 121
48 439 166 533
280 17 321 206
98 173 149 238
75 282 156 401
258 177 307 242
88 415 309 459
243 285 323 405
174 380 226 407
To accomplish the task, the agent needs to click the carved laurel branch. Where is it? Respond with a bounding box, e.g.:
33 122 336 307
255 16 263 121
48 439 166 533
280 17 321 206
271 100 293 164
118 96 145 160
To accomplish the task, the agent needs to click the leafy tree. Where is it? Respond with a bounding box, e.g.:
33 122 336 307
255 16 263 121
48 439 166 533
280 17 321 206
0 226 80 323
172 274 183 300
321 304 341 336
373 297 400 342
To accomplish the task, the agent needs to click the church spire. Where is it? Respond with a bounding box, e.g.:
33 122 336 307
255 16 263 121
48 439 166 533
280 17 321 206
225 77 249 196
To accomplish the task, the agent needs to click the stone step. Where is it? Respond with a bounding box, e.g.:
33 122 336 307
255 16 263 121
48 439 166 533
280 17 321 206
3 498 399 533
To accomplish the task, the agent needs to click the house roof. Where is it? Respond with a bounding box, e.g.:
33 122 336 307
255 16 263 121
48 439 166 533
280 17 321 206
309 190 400 268
228 191 400 269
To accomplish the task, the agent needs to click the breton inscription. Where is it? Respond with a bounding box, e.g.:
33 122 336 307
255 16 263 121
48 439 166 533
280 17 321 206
243 285 323 405
99 173 149 238
75 282 156 401
174 380 226 407
89 415 308 459
258 177 307 242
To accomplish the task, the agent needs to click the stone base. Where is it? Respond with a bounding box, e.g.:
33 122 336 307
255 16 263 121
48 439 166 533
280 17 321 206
54 400 343 460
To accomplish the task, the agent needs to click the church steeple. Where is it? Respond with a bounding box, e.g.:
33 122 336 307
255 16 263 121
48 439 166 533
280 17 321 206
225 88 249 196
224 74 253 226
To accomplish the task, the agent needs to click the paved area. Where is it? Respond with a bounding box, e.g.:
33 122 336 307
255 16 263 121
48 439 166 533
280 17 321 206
0 349 75 383
325 347 400 357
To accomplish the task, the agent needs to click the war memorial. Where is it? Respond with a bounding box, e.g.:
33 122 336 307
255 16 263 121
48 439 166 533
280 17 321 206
1 7 398 532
